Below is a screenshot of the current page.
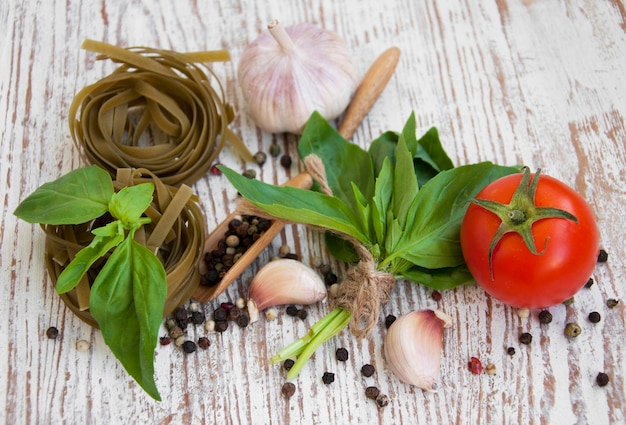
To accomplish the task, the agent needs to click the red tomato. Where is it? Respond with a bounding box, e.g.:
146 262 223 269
460 169 599 309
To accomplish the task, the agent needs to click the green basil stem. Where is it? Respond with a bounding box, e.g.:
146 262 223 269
272 307 352 380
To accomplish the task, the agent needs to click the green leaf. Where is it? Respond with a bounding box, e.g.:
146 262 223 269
298 112 375 216
371 157 393 246
398 112 418 156
109 183 154 227
369 131 399 177
415 127 454 172
89 236 167 401
388 162 520 270
56 221 125 294
401 264 475 290
324 233 360 263
392 135 419 228
219 166 369 244
14 166 114 225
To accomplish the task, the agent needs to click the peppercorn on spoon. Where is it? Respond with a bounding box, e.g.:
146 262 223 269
193 46 401 303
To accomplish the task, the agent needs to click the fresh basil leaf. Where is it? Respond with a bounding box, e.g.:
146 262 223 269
56 221 125 294
89 235 166 401
392 135 419 228
371 157 393 246
369 131 399 177
109 183 154 227
324 233 359 263
390 162 520 269
14 166 113 225
398 112 418 156
351 182 374 242
401 264 475 290
219 166 369 244
298 112 375 216
415 127 454 172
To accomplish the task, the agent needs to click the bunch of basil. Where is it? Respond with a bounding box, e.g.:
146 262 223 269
14 166 166 400
220 112 518 378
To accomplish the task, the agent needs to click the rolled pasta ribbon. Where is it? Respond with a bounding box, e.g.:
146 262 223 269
69 39 253 187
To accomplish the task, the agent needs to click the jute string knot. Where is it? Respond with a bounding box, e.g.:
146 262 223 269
304 155 396 338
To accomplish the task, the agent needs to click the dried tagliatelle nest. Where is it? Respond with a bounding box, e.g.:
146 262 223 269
69 39 253 187
42 168 206 327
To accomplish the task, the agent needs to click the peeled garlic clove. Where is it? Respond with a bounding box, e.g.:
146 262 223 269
248 259 327 312
384 309 452 391
238 19 359 134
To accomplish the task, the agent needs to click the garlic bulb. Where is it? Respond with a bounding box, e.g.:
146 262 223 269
238 19 359 134
384 309 453 391
247 259 327 322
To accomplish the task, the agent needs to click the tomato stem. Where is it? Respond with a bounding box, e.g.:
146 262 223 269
471 167 579 280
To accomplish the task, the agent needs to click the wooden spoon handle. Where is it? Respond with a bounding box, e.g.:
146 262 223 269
338 46 401 140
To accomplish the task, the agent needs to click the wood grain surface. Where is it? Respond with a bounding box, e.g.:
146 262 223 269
1 1 625 424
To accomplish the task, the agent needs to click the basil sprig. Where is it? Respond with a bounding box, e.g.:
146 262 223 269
15 166 166 400
220 112 519 288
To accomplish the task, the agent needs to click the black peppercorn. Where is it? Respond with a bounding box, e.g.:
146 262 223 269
336 348 349 362
507 347 516 356
46 326 59 339
215 320 229 333
361 364 375 377
281 382 296 398
538 310 553 325
584 278 594 288
174 306 188 322
182 340 197 353
296 309 308 320
254 151 267 166
323 272 338 285
236 313 250 328
519 332 533 345
564 322 582 338
588 311 601 323
191 311 206 325
286 305 299 317
384 314 396 328
227 306 242 321
596 372 610 387
606 298 619 309
269 143 282 157
597 249 608 263
283 359 295 371
197 337 210 350
280 154 292 168
214 307 228 322
365 386 380 400
321 372 335 385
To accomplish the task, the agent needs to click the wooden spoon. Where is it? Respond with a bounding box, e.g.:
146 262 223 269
193 46 401 303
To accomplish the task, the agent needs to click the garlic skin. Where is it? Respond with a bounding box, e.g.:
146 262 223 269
238 20 359 134
248 259 327 312
384 309 453 391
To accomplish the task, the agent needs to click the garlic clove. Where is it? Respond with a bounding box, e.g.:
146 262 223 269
383 309 452 391
238 19 358 134
248 259 327 312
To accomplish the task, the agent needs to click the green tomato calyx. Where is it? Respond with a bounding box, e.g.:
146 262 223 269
471 167 578 280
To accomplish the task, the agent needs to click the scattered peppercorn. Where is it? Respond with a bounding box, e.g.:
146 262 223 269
227 306 242 321
365 386 380 400
191 311 206 325
296 309 308 320
46 326 59 339
562 297 575 306
209 164 222 175
236 313 250 328
322 372 335 385
281 382 296 398
323 272 338 286
254 151 267 166
159 336 172 346
197 337 210 350
174 306 188 322
286 305 299 317
507 347 516 356
215 320 229 333
269 143 282 157
384 314 396 329
584 278 594 289
283 359 295 371
280 155 292 168
361 364 375 377
596 372 610 387
519 332 533 345
335 348 349 362
468 357 483 374
243 169 257 179
538 310 553 325
214 307 228 322
76 339 91 352
588 311 601 323
597 249 608 263
517 308 530 319
375 393 390 408
606 298 619 309
485 363 497 375
431 290 442 301
168 326 184 340
182 340 197 353
564 323 582 338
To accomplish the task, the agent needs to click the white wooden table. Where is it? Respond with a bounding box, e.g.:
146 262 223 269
1 1 625 424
